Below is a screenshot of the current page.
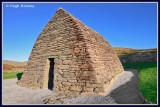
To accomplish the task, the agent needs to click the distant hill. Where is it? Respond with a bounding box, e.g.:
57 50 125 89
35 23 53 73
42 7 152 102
3 60 27 66
3 47 157 72
113 47 157 56
3 60 27 72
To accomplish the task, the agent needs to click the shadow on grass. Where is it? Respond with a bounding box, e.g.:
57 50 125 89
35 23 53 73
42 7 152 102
122 61 157 70
16 72 23 80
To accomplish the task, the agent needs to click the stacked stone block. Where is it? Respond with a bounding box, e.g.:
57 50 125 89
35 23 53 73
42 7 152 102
18 8 124 96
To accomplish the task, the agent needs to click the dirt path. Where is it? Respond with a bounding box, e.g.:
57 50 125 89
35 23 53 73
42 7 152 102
2 69 143 104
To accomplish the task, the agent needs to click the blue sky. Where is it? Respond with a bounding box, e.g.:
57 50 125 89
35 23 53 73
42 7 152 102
3 3 157 62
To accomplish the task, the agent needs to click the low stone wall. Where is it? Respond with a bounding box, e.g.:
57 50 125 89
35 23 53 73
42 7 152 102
119 51 157 63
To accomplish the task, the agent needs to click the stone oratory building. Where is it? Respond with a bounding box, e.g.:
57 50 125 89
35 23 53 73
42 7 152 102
18 8 124 96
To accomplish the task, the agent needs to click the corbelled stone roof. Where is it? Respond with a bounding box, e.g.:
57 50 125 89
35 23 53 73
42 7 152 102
18 8 124 99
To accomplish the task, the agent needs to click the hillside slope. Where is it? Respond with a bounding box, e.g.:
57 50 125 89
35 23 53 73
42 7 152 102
3 60 27 72
113 47 157 56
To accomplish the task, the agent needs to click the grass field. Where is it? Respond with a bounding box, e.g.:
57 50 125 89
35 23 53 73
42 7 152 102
3 72 23 80
122 61 157 104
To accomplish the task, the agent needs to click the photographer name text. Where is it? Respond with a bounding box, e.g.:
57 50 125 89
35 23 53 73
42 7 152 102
5 4 34 8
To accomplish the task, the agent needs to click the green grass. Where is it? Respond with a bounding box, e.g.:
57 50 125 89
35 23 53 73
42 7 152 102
3 72 23 80
122 61 157 104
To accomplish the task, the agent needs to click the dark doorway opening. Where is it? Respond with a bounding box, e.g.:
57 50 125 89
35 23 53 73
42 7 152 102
48 58 54 90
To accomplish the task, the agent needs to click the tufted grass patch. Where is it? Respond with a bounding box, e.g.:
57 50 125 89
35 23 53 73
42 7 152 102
122 61 157 104
3 71 23 80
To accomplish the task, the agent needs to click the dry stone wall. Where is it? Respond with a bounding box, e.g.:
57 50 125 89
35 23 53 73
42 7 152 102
18 8 124 97
119 51 157 63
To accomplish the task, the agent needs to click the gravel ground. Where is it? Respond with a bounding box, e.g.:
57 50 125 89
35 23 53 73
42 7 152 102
2 69 143 104
2 79 53 104
64 69 143 104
